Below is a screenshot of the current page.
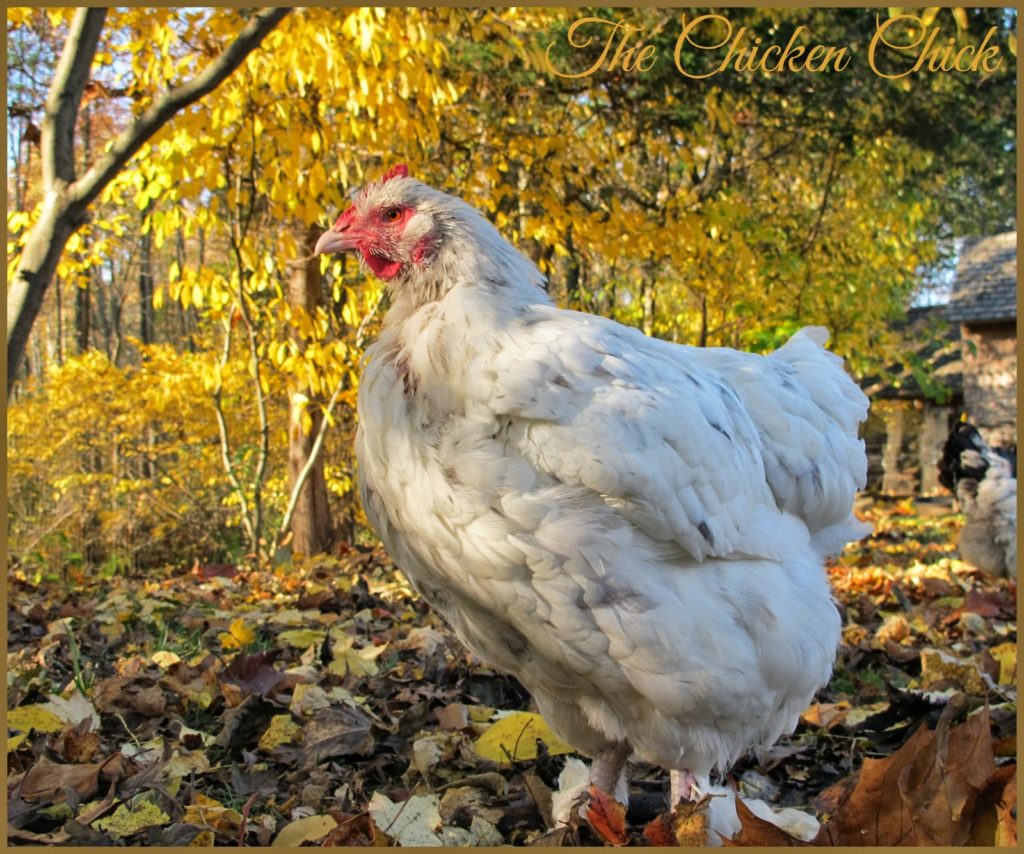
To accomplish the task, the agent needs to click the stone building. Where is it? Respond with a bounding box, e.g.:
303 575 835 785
861 231 1016 495
946 232 1017 448
861 306 962 494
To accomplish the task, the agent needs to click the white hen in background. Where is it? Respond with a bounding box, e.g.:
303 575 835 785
315 165 870 828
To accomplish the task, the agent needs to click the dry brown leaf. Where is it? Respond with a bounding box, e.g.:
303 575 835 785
968 764 1017 846
900 704 996 845
54 718 102 763
437 702 470 730
813 722 931 844
298 704 375 767
642 812 678 846
813 698 1001 846
19 756 101 804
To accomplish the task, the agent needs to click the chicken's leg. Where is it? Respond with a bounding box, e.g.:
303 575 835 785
589 741 631 803
670 769 703 804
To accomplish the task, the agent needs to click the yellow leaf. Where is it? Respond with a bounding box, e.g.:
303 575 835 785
184 793 242 832
990 642 1016 686
272 814 337 847
94 800 170 838
258 714 302 751
151 650 181 668
952 7 968 30
278 628 326 648
220 618 256 649
920 7 940 28
473 711 575 764
328 635 387 678
7 705 64 734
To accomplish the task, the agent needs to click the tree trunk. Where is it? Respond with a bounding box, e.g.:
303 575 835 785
286 225 334 556
75 272 92 352
641 272 656 337
139 201 155 345
54 275 65 365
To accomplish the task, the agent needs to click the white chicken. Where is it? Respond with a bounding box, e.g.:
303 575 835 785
315 165 870 825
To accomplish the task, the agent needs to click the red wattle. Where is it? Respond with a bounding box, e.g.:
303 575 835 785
362 249 403 280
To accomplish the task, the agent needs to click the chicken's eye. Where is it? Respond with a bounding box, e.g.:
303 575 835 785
384 207 403 222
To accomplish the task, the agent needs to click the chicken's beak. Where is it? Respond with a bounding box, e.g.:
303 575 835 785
315 207 359 255
314 227 356 256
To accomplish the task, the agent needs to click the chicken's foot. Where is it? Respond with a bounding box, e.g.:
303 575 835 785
589 741 631 803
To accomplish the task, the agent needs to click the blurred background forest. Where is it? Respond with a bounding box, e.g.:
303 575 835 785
6 6 1017 579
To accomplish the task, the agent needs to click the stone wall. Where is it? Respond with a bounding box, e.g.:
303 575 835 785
961 320 1017 446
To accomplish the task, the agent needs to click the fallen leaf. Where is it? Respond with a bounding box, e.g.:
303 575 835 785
437 702 469 730
400 626 446 656
7 704 64 735
643 812 677 846
919 648 987 694
812 698 999 845
473 711 574 764
151 650 182 668
960 588 1013 618
220 617 256 649
93 799 170 838
899 704 996 844
322 810 381 846
800 701 851 730
328 632 388 678
668 796 714 846
20 756 102 804
369 792 444 846
92 676 167 717
41 691 100 728
585 785 628 846
968 764 1017 846
989 642 1017 686
722 797 807 846
442 814 504 846
183 792 242 833
219 651 293 704
298 704 375 767
54 718 102 763
278 628 327 648
271 814 338 847
258 714 302 751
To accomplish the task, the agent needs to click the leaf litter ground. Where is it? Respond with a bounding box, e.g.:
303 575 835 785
6 497 1016 845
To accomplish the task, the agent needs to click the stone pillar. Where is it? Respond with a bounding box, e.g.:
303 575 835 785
918 404 948 495
881 405 906 495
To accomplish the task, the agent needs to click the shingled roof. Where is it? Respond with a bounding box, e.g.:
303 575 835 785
947 231 1017 323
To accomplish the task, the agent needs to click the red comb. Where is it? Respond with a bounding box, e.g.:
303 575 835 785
382 164 409 183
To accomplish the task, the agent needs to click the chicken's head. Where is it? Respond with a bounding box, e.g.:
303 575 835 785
314 164 442 281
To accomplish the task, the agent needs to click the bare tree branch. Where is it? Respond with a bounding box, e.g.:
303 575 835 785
7 7 292 396
68 7 291 215
43 8 107 190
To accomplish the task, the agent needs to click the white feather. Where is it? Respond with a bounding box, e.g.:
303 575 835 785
352 175 869 791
